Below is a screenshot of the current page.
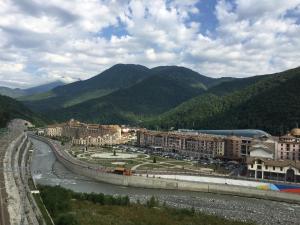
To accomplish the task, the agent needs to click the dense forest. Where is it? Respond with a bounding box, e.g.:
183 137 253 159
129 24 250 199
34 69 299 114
145 67 300 135
16 64 300 135
0 94 44 128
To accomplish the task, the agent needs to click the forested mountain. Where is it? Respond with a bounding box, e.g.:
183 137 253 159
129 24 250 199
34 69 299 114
0 81 65 99
145 67 300 135
21 63 300 135
23 64 155 112
45 66 217 123
22 64 218 115
0 95 44 128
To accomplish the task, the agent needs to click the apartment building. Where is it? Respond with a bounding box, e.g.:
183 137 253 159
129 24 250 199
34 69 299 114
45 119 122 146
277 128 300 161
137 129 225 158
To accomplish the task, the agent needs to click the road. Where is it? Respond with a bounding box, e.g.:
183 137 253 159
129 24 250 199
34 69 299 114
31 137 300 225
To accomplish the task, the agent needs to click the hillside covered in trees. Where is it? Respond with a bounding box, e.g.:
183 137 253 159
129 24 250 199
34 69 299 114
0 94 44 128
145 67 300 135
20 64 300 135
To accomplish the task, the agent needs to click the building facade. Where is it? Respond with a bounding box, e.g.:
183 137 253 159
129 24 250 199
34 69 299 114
45 125 63 137
137 130 225 158
276 128 300 161
45 119 122 146
247 157 300 182
246 129 300 182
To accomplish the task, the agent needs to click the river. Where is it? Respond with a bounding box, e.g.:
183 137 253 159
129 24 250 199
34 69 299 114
30 138 300 225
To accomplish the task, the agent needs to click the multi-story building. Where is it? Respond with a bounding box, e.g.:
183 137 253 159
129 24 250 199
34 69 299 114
247 157 300 182
224 136 242 160
246 129 300 182
223 136 253 160
45 124 63 137
137 129 225 159
45 119 122 146
276 128 300 161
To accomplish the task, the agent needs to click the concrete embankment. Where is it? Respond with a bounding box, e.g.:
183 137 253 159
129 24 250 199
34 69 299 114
30 135 300 204
5 133 45 225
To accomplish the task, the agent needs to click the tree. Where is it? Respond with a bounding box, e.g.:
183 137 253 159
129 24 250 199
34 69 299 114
55 213 79 225
153 157 157 163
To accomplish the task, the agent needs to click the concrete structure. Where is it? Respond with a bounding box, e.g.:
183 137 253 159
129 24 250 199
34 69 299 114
137 129 225 159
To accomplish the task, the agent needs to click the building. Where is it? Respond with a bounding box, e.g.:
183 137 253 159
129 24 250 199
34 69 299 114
276 128 300 161
224 136 242 160
45 124 63 137
223 136 252 160
246 130 300 182
247 157 300 182
45 119 122 146
137 129 225 159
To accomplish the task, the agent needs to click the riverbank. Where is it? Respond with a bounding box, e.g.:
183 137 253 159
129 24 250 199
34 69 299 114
30 136 300 225
30 135 300 204
39 185 254 225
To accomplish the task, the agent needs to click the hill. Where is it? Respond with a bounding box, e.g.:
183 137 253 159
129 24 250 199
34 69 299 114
0 87 25 98
47 66 217 124
0 95 45 128
0 81 65 99
145 67 300 135
23 64 155 112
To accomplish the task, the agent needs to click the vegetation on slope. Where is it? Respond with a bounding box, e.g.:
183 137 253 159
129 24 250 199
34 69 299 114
39 185 253 225
46 66 214 124
23 64 155 112
0 94 45 127
0 81 64 99
146 67 300 135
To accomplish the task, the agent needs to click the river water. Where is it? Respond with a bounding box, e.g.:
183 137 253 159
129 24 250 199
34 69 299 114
30 138 300 225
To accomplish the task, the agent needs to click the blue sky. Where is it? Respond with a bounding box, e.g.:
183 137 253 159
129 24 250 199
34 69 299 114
0 0 300 88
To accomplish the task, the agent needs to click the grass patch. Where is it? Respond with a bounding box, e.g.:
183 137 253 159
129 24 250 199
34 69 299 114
39 185 254 225
40 186 253 225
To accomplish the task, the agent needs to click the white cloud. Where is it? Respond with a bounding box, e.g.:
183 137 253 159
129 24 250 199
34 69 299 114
0 0 299 88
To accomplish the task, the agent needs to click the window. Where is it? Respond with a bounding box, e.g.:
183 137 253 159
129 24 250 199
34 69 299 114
257 165 262 170
265 166 268 169
280 167 283 171
251 164 253 168
273 166 275 171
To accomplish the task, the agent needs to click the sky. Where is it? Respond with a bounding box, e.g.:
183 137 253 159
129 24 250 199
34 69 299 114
0 0 300 88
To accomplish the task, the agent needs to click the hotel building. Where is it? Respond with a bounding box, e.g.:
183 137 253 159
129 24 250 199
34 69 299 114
137 129 225 158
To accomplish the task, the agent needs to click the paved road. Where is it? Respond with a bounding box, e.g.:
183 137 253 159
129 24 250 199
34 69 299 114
31 138 300 225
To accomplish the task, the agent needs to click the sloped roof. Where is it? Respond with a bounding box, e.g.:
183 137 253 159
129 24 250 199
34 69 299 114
247 157 300 169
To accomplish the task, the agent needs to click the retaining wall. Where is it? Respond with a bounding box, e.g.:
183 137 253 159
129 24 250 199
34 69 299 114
30 135 300 204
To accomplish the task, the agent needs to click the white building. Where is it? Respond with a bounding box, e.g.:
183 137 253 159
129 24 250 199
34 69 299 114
247 157 300 182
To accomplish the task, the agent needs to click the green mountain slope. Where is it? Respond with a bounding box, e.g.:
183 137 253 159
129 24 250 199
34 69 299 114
23 64 154 112
47 66 216 124
0 87 25 98
0 81 65 99
145 67 300 135
0 95 45 127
